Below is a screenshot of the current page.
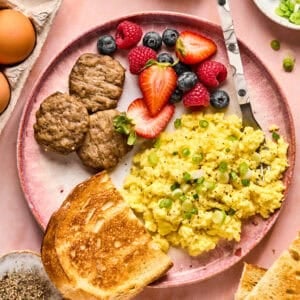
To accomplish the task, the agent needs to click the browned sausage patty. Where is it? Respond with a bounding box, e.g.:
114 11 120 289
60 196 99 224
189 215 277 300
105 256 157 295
69 53 125 113
34 92 89 154
77 109 132 170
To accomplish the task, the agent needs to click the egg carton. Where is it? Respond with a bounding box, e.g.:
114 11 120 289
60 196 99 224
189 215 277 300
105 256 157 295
0 0 62 135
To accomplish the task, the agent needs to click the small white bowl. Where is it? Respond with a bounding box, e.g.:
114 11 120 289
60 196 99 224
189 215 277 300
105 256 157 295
0 251 62 299
253 0 300 30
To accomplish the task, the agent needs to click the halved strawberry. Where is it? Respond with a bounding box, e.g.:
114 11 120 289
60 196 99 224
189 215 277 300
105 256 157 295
139 61 177 116
175 31 217 65
127 98 175 139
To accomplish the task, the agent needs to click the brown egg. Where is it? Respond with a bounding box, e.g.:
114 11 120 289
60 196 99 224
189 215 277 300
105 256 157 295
0 72 11 113
0 9 36 65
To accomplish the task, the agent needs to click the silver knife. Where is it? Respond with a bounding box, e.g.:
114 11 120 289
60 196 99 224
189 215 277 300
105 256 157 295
217 0 261 129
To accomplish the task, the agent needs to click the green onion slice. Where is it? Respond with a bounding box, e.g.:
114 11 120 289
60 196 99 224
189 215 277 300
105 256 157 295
159 198 173 209
174 118 182 129
239 162 249 176
199 119 209 128
219 161 228 173
212 210 226 224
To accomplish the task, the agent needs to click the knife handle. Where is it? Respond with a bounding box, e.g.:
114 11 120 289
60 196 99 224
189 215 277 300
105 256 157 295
217 0 250 106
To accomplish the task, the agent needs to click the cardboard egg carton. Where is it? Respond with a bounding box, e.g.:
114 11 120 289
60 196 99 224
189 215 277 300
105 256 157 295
0 0 62 135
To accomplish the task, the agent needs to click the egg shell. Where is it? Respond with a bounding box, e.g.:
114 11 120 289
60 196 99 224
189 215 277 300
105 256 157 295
0 71 11 113
0 9 36 65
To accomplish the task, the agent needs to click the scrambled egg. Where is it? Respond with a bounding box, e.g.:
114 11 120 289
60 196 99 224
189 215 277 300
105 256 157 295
121 113 289 256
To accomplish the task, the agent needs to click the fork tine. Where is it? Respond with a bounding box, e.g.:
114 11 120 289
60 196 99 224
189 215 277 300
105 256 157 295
240 103 261 130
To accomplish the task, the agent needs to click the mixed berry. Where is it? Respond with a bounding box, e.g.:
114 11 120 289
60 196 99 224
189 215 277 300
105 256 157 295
97 20 229 143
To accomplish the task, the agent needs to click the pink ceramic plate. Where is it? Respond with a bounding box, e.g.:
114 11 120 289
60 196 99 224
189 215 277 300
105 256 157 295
17 12 295 288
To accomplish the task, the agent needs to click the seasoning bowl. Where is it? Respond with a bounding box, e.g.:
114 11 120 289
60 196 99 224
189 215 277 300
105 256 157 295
0 250 62 299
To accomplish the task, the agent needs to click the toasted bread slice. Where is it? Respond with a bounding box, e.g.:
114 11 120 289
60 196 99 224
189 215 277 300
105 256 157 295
234 263 266 300
41 171 173 300
245 232 300 300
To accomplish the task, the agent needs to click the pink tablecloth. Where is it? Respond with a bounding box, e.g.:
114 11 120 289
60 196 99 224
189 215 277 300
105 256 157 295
1 0 300 299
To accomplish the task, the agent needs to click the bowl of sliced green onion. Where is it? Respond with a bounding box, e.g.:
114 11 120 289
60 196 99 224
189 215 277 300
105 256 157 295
253 0 300 30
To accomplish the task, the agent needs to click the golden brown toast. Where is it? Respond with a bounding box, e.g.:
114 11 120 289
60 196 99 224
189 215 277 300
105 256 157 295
41 171 173 300
245 232 300 300
234 263 266 300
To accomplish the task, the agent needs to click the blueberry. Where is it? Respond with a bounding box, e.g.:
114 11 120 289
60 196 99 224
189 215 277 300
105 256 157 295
97 35 117 55
173 61 191 76
162 28 179 47
210 90 230 109
143 32 162 51
177 72 198 92
169 88 183 103
157 52 174 64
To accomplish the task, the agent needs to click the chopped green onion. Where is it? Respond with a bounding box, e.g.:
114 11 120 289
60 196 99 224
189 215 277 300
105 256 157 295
159 198 173 209
170 182 180 191
239 162 249 177
241 179 250 186
172 151 178 155
275 0 300 25
181 183 190 193
183 172 192 182
272 131 280 141
183 207 198 219
283 55 295 72
183 212 193 220
154 138 161 148
218 172 229 184
192 154 203 164
225 148 231 153
226 208 236 216
196 176 205 185
230 171 238 181
212 210 226 224
148 152 159 166
205 181 216 191
193 193 199 200
179 195 187 203
181 148 191 157
218 161 228 173
174 118 182 129
182 200 193 211
190 207 198 214
199 119 209 128
172 188 183 198
227 135 238 141
270 39 280 51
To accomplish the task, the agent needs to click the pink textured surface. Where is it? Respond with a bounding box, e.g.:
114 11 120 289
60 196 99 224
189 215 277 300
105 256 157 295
1 1 300 299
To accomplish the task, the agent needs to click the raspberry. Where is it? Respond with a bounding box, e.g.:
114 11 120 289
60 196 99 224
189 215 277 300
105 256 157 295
183 82 210 108
115 20 143 49
196 60 227 88
128 46 156 74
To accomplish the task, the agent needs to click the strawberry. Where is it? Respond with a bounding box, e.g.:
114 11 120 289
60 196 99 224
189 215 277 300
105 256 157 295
139 61 177 116
196 60 227 88
127 98 175 138
182 82 210 108
175 31 217 65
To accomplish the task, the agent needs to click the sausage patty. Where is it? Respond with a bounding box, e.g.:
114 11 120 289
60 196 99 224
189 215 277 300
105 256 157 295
34 92 89 154
69 53 125 113
77 109 132 170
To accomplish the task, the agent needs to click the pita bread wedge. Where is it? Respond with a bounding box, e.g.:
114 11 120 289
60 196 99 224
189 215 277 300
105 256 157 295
234 263 267 300
245 232 300 300
41 171 173 300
